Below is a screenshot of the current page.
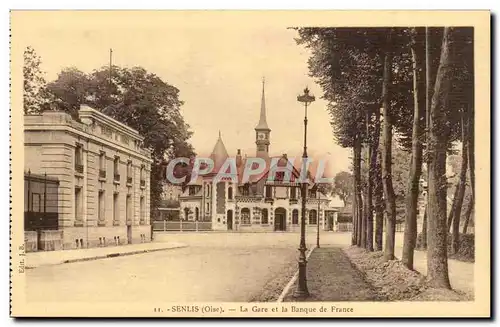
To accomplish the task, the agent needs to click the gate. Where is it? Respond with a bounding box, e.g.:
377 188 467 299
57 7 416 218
24 171 60 232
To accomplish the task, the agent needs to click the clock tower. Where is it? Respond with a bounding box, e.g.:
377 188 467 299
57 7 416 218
255 79 271 159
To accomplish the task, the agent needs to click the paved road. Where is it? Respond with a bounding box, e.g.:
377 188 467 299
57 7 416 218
26 232 349 303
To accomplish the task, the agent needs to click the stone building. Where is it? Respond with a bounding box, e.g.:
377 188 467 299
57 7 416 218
24 105 152 250
179 82 342 232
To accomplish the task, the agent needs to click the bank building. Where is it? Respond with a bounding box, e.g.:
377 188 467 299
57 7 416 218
24 105 152 251
179 82 343 232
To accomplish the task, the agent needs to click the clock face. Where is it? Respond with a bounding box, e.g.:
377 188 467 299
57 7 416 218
258 133 265 140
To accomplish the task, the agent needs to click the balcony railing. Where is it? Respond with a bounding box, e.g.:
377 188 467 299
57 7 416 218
289 198 298 204
140 179 146 188
75 163 84 174
99 169 106 179
127 177 133 185
114 174 120 183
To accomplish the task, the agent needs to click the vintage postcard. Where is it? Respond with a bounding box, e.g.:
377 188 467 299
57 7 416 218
10 10 490 318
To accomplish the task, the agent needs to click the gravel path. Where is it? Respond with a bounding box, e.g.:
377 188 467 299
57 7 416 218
284 247 380 302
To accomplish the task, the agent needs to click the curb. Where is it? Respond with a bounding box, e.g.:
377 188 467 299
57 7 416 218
26 244 188 269
276 245 316 303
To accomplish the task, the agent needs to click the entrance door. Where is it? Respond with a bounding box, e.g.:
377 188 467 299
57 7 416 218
274 208 287 231
127 225 132 244
227 210 233 230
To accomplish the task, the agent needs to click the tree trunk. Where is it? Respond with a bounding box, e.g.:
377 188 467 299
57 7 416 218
462 195 473 234
354 136 364 247
403 27 425 270
421 204 428 249
352 161 358 245
374 130 384 251
451 112 468 254
382 32 397 261
365 110 374 251
447 183 460 232
426 27 453 289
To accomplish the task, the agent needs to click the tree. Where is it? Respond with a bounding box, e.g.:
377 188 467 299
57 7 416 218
42 65 195 218
381 30 397 261
332 171 353 206
426 27 454 289
23 46 47 114
402 27 425 270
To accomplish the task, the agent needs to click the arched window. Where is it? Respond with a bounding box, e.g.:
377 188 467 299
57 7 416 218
184 207 189 221
292 209 299 225
309 209 317 225
241 208 250 224
228 186 233 200
195 207 199 221
261 209 269 224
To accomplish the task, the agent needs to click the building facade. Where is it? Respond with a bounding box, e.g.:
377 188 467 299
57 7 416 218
179 82 342 232
24 105 152 249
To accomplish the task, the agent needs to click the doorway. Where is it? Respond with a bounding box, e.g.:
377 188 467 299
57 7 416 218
274 207 287 231
227 210 233 230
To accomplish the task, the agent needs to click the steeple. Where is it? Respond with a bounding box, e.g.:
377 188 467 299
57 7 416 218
255 78 271 159
255 78 270 131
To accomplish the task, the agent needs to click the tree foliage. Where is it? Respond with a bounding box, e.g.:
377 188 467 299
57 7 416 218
332 171 353 206
23 46 47 114
42 65 195 216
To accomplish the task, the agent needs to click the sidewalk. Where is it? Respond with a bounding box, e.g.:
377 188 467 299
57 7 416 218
395 246 474 296
283 247 380 302
26 241 187 269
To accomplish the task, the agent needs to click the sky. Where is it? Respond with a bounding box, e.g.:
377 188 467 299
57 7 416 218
13 11 351 177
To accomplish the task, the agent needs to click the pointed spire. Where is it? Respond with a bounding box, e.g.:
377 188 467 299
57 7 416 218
211 131 229 168
255 77 270 131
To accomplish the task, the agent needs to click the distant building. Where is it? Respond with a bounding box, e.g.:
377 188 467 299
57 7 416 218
178 81 342 232
24 105 152 250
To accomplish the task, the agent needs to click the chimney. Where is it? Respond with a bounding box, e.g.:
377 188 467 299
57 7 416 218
236 149 242 168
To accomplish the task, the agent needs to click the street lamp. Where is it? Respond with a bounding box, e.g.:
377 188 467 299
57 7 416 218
293 87 315 299
317 187 320 249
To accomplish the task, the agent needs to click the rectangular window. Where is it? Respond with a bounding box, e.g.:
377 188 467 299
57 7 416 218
98 190 105 223
114 156 120 182
189 186 196 196
99 152 106 179
113 193 119 224
290 187 297 199
140 165 146 188
140 196 145 224
75 144 84 173
127 160 133 184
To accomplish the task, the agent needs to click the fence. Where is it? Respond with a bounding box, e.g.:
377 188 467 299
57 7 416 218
336 222 353 232
152 220 212 232
24 171 60 231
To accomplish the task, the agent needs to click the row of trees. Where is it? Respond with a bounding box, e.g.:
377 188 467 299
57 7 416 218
23 47 195 217
296 27 474 289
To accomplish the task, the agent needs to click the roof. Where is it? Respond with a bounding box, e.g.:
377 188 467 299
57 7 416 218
210 131 229 170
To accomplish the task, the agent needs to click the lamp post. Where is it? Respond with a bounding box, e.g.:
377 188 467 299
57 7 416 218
317 187 320 249
293 87 315 299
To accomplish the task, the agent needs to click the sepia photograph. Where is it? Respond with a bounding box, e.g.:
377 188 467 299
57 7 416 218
9 10 490 317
